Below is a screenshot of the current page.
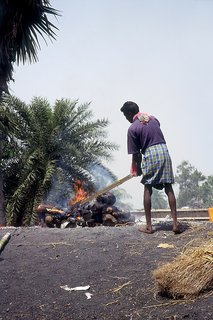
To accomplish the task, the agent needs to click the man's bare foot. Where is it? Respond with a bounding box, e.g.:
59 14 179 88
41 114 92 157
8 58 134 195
138 226 153 234
173 224 183 234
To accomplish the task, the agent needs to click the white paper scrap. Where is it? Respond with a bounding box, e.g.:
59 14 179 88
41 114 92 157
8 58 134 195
157 243 175 249
85 292 93 299
60 285 90 291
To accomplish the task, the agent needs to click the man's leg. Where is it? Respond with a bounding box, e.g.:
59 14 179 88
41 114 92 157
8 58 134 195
164 184 180 233
139 184 153 233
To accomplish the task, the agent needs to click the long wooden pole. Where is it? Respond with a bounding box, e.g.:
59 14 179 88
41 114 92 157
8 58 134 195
0 233 11 255
75 174 134 206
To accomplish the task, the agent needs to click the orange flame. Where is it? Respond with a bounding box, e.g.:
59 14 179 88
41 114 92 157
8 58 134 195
68 179 87 206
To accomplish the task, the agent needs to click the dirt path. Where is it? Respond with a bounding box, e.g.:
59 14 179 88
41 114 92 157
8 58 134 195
0 222 212 320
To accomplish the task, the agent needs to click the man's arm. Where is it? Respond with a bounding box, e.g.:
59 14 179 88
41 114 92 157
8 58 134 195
131 153 142 176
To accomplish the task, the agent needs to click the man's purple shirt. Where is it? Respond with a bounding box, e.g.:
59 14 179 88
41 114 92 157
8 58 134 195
127 117 166 155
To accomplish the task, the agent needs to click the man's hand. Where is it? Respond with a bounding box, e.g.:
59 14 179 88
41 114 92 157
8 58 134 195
131 162 138 176
130 164 142 176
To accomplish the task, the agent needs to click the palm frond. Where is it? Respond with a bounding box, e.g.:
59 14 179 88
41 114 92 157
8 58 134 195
0 0 59 94
6 168 38 225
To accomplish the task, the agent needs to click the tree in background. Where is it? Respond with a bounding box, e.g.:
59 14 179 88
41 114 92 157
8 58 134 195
175 161 206 208
199 175 213 208
3 95 118 226
0 0 58 225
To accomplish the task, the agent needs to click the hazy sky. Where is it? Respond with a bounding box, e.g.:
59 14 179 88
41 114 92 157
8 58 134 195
10 0 213 208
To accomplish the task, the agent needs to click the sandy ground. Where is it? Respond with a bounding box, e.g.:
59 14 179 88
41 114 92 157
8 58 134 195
0 221 212 320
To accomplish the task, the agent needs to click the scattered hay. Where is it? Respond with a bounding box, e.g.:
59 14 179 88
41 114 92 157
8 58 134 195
153 239 213 299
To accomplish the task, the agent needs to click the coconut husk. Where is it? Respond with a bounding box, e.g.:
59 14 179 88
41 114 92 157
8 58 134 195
153 239 213 299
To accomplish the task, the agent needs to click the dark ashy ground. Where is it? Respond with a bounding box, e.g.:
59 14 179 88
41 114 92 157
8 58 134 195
0 221 212 320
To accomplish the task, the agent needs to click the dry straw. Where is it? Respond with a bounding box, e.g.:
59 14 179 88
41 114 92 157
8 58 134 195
153 239 213 299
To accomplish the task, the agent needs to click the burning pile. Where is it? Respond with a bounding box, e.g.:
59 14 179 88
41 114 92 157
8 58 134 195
36 175 135 228
36 193 135 228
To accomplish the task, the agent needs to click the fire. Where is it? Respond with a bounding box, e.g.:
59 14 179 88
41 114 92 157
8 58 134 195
68 179 87 206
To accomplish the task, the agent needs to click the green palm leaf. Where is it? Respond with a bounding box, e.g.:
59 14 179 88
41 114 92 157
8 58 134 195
0 0 59 94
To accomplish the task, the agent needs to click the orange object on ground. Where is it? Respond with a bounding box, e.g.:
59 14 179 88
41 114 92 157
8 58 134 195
208 208 213 222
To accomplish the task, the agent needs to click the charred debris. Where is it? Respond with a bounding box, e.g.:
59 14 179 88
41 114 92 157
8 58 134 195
36 192 135 228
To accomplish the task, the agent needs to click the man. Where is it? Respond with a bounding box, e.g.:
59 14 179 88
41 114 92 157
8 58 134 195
120 101 180 234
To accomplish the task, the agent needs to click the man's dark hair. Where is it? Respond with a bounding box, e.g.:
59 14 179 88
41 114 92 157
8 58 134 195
120 101 139 114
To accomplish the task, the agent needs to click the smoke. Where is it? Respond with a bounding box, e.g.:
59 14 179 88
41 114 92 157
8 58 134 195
89 164 133 210
89 164 116 190
44 174 73 209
